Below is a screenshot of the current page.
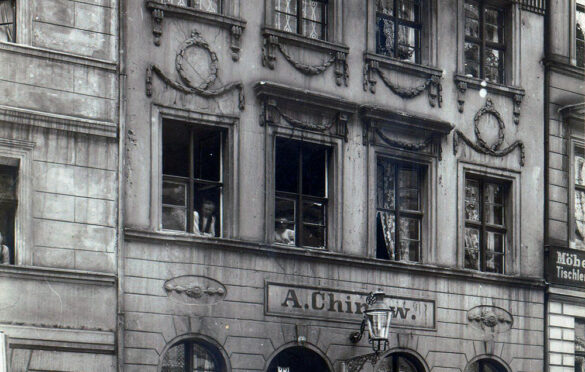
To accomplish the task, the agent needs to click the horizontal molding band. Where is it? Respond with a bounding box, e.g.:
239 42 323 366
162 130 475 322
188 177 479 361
0 265 116 286
0 105 118 138
124 228 546 290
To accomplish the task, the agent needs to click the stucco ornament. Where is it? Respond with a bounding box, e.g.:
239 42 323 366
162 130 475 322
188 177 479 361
453 98 525 166
467 305 513 334
145 29 245 110
163 275 227 305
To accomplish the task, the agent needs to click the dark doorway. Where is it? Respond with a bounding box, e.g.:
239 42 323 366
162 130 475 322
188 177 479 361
267 346 331 372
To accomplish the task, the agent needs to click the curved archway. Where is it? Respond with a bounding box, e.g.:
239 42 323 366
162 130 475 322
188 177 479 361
375 348 429 372
464 355 511 372
159 333 231 372
265 343 333 372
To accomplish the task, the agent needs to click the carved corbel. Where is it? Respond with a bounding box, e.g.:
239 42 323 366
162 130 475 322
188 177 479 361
262 35 279 69
230 25 243 61
152 8 164 46
428 75 443 108
335 51 349 87
457 81 467 113
362 120 373 145
363 60 378 93
265 98 279 126
336 112 350 141
513 94 523 125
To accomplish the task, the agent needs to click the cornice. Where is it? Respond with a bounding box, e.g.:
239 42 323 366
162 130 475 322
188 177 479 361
359 105 454 136
0 265 116 286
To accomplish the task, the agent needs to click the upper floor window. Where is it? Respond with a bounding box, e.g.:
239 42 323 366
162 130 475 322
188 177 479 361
376 0 421 63
575 146 585 249
376 158 424 262
166 0 221 13
464 175 508 273
275 138 328 248
577 3 585 68
0 165 16 265
162 120 224 237
0 0 15 42
274 0 328 40
464 0 506 83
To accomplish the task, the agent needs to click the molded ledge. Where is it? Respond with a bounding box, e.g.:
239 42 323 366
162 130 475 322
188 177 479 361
262 27 349 54
364 52 443 78
360 105 453 135
0 265 116 286
453 74 525 97
145 0 246 29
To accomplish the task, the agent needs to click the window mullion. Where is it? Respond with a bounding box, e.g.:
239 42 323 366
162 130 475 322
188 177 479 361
297 143 303 247
480 179 487 272
185 342 192 372
297 0 302 35
188 130 195 233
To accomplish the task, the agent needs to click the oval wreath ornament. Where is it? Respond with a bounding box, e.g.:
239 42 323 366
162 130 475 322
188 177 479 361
175 30 219 91
473 98 505 151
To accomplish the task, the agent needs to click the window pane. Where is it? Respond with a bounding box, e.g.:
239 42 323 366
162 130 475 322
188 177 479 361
0 167 17 201
399 217 419 240
485 23 501 43
275 0 298 33
167 0 189 6
161 344 185 372
464 227 480 270
578 6 585 67
163 121 190 178
485 183 504 225
275 198 296 244
396 0 419 22
302 19 324 39
576 319 585 352
163 181 187 206
398 166 420 211
576 189 585 248
399 189 419 211
275 138 299 193
302 143 326 197
465 180 480 221
194 129 222 182
486 231 504 253
484 48 503 83
377 159 395 210
464 1 480 38
302 201 325 225
302 0 324 22
0 0 15 43
376 0 394 15
302 224 325 248
377 211 396 259
163 207 187 231
193 184 220 237
192 0 220 13
275 0 297 14
397 25 417 61
376 17 394 56
276 197 296 223
398 217 420 261
576 148 585 187
193 343 217 371
464 42 480 78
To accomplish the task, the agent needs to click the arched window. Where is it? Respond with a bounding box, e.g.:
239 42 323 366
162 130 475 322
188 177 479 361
466 358 508 372
266 346 331 372
376 352 425 372
161 339 227 372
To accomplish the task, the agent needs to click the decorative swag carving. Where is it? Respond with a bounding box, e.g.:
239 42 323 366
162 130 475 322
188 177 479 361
146 29 245 110
453 99 525 166
261 28 349 86
363 54 443 108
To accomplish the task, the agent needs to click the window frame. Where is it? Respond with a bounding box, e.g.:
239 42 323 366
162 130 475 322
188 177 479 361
577 2 585 68
465 357 510 372
458 162 520 275
570 138 585 250
273 0 329 40
159 335 231 372
463 0 507 84
151 104 237 239
375 0 423 63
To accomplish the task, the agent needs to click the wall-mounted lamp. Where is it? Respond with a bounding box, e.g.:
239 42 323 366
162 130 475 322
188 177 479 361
349 290 392 353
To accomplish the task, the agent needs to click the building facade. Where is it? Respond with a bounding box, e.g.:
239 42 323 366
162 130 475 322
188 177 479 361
0 0 121 371
544 1 585 371
0 0 558 371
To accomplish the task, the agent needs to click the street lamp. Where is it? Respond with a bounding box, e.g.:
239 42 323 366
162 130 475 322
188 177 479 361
349 290 393 353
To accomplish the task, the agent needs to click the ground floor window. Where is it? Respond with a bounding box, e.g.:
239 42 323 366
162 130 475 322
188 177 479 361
267 346 330 372
466 358 508 372
161 339 226 372
376 352 425 372
576 319 585 372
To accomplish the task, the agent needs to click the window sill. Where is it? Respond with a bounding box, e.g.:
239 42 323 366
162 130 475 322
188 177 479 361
453 74 525 123
145 0 246 60
125 228 545 289
363 53 443 108
261 27 349 86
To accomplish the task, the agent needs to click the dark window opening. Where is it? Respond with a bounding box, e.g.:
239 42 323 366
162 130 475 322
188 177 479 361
376 0 422 63
275 138 328 248
0 0 15 43
0 165 16 265
161 340 225 372
267 347 331 372
274 0 328 40
162 120 224 237
464 176 508 273
467 358 508 372
376 352 425 372
577 4 585 68
464 0 505 83
376 158 423 262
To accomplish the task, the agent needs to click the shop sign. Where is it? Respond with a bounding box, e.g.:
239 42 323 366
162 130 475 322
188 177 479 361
265 282 435 329
548 247 585 288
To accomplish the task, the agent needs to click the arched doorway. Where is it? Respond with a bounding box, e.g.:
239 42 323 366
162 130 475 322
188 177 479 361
266 346 332 372
375 351 427 372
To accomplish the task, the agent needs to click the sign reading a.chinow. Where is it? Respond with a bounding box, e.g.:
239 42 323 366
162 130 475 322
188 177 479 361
265 282 435 329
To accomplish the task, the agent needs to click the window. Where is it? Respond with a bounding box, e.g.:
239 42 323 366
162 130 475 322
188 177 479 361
575 146 585 250
464 0 505 83
274 0 328 40
376 352 425 372
464 176 508 273
0 0 15 42
161 340 225 372
466 359 507 372
376 0 421 63
376 158 424 262
267 346 331 372
166 0 221 12
162 120 224 237
275 138 328 248
577 3 585 68
576 319 585 372
0 165 16 265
